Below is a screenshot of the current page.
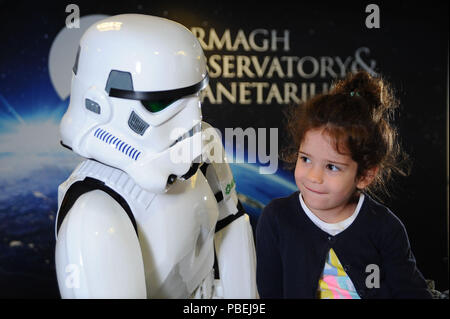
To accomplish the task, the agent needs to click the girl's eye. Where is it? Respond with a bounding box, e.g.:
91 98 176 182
327 164 340 172
300 156 311 163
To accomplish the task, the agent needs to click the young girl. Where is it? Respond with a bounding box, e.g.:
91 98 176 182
256 71 431 299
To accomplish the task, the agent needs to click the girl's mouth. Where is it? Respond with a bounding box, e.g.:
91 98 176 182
304 185 326 195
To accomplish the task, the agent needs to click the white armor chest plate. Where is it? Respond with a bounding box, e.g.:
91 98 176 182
56 159 219 298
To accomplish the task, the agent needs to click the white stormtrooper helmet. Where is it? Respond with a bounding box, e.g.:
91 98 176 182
60 14 209 193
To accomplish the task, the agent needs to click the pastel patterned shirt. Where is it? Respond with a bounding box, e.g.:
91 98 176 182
317 248 360 299
299 193 364 299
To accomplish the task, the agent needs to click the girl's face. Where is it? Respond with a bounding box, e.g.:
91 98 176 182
294 128 369 220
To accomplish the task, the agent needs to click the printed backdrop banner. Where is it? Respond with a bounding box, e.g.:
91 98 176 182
0 1 448 297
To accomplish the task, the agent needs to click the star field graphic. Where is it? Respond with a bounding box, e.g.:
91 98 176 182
0 7 74 296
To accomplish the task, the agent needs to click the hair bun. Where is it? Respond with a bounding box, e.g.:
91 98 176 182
331 70 398 117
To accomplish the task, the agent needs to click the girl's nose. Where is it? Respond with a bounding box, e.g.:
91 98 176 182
307 166 323 184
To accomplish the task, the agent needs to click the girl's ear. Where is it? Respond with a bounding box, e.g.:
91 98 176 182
356 166 379 190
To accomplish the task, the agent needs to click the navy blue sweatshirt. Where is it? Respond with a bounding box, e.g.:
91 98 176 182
256 191 431 299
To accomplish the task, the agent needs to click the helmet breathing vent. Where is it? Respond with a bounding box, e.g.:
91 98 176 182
94 127 142 161
128 111 149 136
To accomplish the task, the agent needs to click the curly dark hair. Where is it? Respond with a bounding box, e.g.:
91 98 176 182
281 70 410 200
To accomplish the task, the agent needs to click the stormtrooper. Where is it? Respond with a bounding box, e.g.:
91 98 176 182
54 14 258 298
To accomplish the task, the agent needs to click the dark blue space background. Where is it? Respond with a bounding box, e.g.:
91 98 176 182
0 0 448 298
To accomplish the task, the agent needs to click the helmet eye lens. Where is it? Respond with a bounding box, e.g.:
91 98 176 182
141 100 173 113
